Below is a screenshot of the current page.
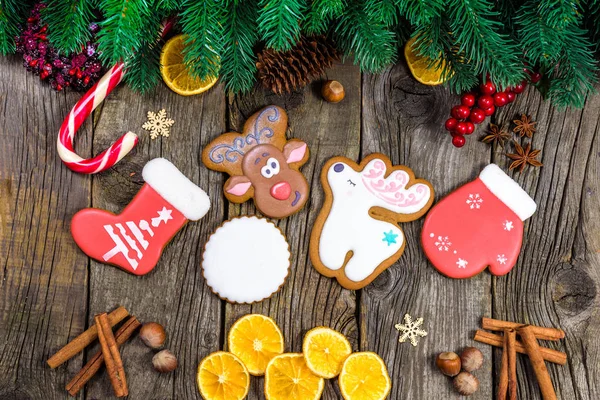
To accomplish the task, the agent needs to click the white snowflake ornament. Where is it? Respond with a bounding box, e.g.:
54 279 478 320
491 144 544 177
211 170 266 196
395 313 428 346
142 109 174 139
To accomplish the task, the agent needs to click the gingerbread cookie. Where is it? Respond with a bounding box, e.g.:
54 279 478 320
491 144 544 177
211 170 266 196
202 105 309 219
71 158 210 275
309 154 434 290
421 164 536 279
201 216 291 303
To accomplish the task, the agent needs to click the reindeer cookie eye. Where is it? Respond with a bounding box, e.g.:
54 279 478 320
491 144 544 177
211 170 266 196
261 158 280 178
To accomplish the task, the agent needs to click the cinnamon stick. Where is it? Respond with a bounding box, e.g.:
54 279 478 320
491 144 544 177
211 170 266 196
507 329 517 400
497 331 508 400
482 317 564 341
48 306 129 368
95 313 128 397
474 330 567 365
66 316 140 396
518 325 557 400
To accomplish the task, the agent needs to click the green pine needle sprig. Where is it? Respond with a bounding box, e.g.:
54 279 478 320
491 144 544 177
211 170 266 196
303 0 344 35
258 0 305 51
43 0 94 54
0 0 30 55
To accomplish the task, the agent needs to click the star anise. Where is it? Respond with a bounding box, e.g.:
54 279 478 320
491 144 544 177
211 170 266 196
482 123 511 147
506 141 543 173
513 114 536 138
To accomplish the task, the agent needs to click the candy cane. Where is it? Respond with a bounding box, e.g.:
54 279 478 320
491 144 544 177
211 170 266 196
57 62 139 174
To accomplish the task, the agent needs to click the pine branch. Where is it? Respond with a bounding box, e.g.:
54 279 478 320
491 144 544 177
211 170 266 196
157 0 181 13
43 0 94 54
303 0 344 35
180 0 225 80
446 0 525 89
517 0 598 108
364 0 397 26
0 0 29 54
258 0 305 51
396 0 444 26
97 0 157 65
335 0 397 72
221 0 258 93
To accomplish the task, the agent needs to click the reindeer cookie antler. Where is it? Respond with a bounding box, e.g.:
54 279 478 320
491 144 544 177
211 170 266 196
309 153 434 290
202 106 310 218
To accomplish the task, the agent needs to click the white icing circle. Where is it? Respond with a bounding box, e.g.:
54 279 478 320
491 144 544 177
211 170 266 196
202 216 290 303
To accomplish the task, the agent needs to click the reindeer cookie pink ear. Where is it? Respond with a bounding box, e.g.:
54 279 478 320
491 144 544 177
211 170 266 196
283 140 309 165
225 176 253 197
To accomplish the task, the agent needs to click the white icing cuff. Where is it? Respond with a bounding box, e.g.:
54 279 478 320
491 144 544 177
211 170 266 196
142 158 210 221
479 164 536 221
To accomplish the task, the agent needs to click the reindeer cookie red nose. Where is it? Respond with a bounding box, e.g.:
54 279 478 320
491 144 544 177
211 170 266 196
270 181 292 200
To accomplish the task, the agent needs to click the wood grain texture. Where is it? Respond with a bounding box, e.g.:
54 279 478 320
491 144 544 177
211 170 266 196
86 82 226 399
361 63 493 399
222 61 361 399
0 53 599 400
0 55 90 399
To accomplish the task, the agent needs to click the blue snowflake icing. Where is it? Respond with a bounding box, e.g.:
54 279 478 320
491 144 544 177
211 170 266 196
208 106 279 164
382 230 399 246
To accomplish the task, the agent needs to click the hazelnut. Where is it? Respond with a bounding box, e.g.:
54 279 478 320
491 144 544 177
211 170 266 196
152 349 178 373
139 322 166 349
460 347 484 372
436 352 461 376
453 372 479 396
321 80 345 103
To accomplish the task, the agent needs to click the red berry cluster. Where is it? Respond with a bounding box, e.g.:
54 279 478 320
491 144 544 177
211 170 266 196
445 77 536 148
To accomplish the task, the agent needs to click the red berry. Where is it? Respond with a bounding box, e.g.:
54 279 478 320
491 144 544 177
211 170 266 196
512 81 526 94
530 72 542 83
477 95 494 109
506 91 516 103
483 105 496 116
461 93 476 107
452 135 466 148
445 118 458 131
464 122 474 135
494 92 509 107
469 108 485 124
40 70 49 80
480 81 496 95
451 105 471 120
455 122 469 135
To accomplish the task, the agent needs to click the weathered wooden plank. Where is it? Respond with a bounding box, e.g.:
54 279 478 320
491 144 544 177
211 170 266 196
360 63 493 399
493 84 600 399
222 61 361 399
0 56 90 399
86 83 226 398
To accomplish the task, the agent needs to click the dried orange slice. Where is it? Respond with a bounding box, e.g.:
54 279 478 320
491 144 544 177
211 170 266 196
196 351 249 400
160 34 218 96
404 36 448 86
228 314 284 376
339 352 391 400
265 353 325 400
302 327 352 378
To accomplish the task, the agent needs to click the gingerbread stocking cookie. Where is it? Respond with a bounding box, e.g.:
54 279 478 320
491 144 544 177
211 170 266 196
310 154 434 290
421 164 536 279
71 158 210 275
202 105 309 219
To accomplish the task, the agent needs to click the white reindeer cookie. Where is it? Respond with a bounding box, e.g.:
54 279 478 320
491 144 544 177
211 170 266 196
309 154 434 290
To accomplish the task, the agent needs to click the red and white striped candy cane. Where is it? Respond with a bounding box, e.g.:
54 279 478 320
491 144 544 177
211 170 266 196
57 62 139 174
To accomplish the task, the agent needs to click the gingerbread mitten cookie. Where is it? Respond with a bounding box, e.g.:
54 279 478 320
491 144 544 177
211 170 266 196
421 164 536 279
310 154 434 290
71 158 210 275
202 105 309 219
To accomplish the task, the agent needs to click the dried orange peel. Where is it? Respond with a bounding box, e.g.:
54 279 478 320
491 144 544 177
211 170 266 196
197 351 250 400
404 36 449 86
302 327 352 378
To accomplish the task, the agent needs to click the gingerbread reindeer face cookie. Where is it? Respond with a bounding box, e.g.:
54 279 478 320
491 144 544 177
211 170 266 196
202 106 309 218
309 154 434 290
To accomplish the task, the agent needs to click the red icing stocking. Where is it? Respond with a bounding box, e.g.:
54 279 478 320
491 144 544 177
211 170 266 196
421 164 536 279
71 158 210 275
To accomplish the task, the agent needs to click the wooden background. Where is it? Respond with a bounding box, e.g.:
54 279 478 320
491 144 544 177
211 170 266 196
1 52 599 400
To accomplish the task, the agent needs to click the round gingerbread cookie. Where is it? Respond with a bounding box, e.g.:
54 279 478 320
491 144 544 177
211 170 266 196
202 216 291 303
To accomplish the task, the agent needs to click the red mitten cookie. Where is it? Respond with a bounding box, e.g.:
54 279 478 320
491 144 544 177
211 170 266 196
422 164 536 278
71 158 210 275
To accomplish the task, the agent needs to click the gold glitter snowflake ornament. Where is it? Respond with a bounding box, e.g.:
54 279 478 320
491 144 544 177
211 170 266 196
395 314 427 346
143 109 174 139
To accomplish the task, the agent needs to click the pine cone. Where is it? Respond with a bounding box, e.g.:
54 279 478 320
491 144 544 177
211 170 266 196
256 35 341 95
